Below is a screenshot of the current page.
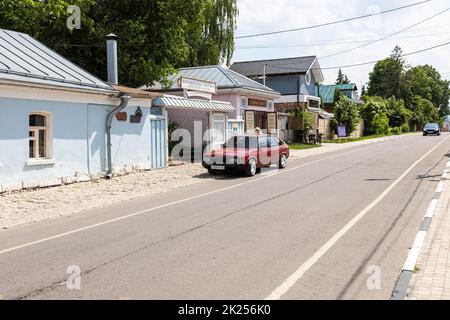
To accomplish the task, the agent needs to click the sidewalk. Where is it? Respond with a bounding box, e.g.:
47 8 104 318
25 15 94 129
290 133 419 160
406 165 450 300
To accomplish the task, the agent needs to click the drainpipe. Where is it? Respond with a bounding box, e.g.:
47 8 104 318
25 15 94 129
106 94 130 178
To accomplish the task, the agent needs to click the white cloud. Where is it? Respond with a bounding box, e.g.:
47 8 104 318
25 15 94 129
233 0 450 89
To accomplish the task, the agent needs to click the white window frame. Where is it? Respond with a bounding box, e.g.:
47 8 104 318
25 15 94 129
27 112 54 166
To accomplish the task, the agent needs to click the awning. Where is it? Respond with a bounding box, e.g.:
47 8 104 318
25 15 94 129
308 107 335 120
152 95 235 112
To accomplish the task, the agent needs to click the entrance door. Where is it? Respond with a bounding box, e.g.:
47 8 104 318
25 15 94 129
150 118 167 169
212 112 226 149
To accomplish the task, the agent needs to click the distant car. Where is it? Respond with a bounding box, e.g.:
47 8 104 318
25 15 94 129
423 123 441 136
202 135 290 177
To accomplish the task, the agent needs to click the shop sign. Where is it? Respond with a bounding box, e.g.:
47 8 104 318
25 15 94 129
178 77 217 94
248 98 267 108
245 110 255 131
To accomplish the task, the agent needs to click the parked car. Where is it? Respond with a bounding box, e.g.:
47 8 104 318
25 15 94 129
423 123 441 136
202 135 290 177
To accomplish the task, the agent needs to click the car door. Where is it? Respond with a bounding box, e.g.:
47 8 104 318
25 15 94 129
258 136 271 166
269 136 281 164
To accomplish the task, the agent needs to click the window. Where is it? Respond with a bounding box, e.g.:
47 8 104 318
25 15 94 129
258 136 268 149
29 113 50 159
268 136 280 147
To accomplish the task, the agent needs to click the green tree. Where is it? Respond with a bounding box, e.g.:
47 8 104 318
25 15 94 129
403 65 450 117
368 46 406 99
331 97 360 137
0 0 238 87
386 97 412 129
336 69 350 84
361 85 367 98
409 96 440 130
360 97 390 135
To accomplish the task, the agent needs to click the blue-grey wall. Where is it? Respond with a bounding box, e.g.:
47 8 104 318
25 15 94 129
0 97 152 187
255 73 317 96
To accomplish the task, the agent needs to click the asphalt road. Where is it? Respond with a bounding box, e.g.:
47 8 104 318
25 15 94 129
1 134 450 300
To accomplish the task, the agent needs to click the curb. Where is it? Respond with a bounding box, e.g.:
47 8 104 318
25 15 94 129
391 160 450 300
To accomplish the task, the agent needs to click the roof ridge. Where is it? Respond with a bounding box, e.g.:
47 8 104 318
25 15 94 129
223 67 276 92
231 56 317 65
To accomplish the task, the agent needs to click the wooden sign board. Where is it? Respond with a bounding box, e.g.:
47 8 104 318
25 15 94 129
267 112 278 132
248 98 267 108
245 110 255 131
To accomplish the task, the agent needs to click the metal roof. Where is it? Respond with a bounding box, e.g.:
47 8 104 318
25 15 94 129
142 65 279 96
152 95 235 112
316 84 358 104
0 29 113 92
230 56 324 83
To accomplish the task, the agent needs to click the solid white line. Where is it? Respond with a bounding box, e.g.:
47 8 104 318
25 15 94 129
436 181 445 193
266 135 450 300
411 230 427 249
425 199 438 218
403 247 422 271
0 144 379 256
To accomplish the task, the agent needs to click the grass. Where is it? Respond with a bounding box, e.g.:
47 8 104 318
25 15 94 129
323 132 411 144
289 143 323 150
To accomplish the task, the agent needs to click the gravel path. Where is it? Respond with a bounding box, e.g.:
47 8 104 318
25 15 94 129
0 163 205 229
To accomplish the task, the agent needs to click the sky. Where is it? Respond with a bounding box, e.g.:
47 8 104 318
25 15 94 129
232 0 450 92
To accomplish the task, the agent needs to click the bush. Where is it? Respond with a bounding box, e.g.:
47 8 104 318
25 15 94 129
401 123 410 133
391 127 401 135
331 97 360 137
360 98 390 135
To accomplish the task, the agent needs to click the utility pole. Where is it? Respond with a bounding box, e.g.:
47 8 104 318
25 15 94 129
263 63 267 86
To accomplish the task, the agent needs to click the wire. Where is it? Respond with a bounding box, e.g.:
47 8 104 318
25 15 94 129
265 39 450 71
319 7 450 59
235 30 450 50
235 0 432 39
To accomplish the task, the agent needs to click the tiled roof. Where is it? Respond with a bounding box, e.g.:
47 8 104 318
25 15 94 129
0 28 113 92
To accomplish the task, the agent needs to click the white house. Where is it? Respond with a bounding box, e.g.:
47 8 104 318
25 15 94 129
0 29 166 193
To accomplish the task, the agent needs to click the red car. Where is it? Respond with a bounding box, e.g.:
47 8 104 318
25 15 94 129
202 135 290 177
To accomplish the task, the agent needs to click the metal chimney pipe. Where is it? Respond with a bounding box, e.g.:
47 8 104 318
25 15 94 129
106 33 118 84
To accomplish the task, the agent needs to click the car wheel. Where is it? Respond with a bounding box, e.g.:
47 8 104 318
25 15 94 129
207 168 217 175
279 154 287 169
245 158 257 177
423 133 427 136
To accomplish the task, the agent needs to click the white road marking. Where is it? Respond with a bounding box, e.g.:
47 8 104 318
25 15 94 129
0 144 377 256
266 135 450 300
425 199 438 218
436 181 445 193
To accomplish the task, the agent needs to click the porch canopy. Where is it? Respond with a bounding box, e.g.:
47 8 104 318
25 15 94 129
152 95 235 112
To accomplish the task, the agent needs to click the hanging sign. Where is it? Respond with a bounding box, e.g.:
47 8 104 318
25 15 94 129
178 77 217 94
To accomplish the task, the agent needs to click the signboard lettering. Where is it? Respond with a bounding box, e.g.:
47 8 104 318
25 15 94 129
245 111 255 131
248 98 267 108
178 77 217 94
